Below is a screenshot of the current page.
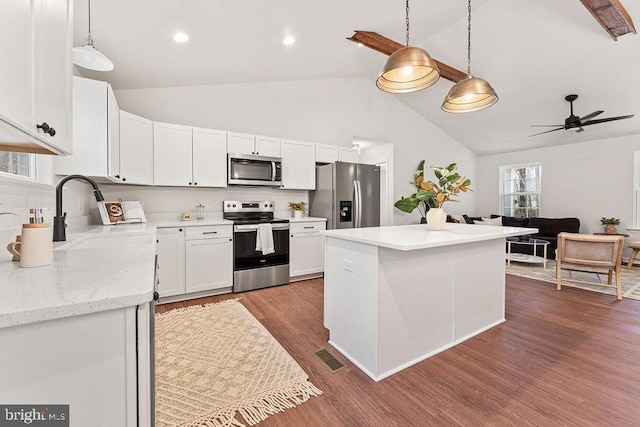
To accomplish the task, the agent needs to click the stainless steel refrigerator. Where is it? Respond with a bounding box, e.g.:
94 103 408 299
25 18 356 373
310 162 380 230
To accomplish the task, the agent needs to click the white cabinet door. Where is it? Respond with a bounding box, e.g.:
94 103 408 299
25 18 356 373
192 127 227 187
185 238 233 293
0 0 72 155
290 221 326 278
55 77 110 178
153 122 193 186
315 144 339 163
107 87 120 181
33 0 72 154
0 1 34 135
156 227 185 298
280 139 316 190
339 147 360 163
255 135 281 157
227 132 255 155
120 111 153 185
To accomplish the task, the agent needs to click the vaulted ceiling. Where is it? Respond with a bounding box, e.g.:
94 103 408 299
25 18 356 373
75 0 640 156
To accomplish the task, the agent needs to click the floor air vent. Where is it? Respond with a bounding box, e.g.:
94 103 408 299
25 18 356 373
314 348 346 373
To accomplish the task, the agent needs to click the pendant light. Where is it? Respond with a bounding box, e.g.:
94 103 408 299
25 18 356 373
72 0 114 71
376 0 440 93
442 0 497 113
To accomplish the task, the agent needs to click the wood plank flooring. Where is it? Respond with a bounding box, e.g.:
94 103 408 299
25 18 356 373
157 274 640 426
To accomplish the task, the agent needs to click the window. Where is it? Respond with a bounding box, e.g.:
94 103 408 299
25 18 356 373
499 163 541 218
0 152 35 179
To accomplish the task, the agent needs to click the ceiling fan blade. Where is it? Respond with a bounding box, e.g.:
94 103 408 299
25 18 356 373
580 114 635 126
529 127 565 137
578 110 604 123
530 124 565 127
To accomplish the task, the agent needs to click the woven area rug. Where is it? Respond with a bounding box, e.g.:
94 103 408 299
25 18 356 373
155 299 322 426
506 260 640 300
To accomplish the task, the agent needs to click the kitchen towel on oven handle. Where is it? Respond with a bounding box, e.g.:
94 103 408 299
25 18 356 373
255 223 275 255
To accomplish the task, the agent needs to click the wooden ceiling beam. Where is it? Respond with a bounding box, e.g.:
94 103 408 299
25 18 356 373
579 0 636 40
347 30 468 83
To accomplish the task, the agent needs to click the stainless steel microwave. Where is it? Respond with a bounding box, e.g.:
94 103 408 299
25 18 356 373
228 153 282 187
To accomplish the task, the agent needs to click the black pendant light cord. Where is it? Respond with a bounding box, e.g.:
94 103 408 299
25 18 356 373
405 0 410 47
467 0 472 76
88 0 92 38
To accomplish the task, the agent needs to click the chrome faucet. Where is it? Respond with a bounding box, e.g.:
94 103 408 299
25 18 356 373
53 175 105 242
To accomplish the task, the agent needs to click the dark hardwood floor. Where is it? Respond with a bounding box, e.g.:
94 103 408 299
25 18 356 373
157 275 640 426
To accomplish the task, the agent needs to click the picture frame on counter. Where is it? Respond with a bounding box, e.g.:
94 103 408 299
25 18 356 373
98 201 147 225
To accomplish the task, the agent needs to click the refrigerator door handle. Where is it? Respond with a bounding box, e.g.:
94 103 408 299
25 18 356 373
354 180 362 228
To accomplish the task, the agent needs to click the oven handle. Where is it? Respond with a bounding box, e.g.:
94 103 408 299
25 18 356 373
234 224 290 232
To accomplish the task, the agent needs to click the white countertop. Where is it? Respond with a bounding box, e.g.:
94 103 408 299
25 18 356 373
0 223 157 328
324 223 538 251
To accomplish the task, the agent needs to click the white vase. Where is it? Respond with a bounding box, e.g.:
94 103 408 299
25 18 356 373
426 208 446 231
293 210 303 219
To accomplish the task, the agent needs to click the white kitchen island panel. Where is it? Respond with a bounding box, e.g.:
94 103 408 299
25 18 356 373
324 223 534 381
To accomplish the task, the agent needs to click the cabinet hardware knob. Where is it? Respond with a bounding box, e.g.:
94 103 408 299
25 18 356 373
188 182 192 185
122 177 127 182
115 175 120 178
179 228 183 232
37 122 56 136
194 182 198 185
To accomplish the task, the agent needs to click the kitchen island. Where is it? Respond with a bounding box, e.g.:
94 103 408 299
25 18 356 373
323 222 536 381
0 224 157 426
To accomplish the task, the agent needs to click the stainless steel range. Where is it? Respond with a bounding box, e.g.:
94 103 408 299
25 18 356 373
223 201 290 293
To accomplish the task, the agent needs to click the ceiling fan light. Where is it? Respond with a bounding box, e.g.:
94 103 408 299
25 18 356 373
441 76 498 113
376 46 440 93
72 44 114 71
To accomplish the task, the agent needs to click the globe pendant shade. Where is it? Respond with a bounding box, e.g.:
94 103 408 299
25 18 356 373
376 46 440 93
441 76 498 113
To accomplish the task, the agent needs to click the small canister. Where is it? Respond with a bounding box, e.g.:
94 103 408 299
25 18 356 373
6 223 54 268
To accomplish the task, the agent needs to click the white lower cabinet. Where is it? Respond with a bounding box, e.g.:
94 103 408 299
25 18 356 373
290 221 326 280
156 227 185 298
185 226 233 293
157 225 233 300
0 304 151 427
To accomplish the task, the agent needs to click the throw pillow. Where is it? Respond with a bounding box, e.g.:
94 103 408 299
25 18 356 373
481 216 503 226
462 215 475 224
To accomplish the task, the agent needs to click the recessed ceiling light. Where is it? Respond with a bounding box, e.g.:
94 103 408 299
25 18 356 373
283 36 295 46
173 33 189 43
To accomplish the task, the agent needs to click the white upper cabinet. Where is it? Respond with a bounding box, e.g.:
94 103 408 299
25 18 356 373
192 127 227 187
254 135 281 157
119 111 153 185
33 0 72 154
228 132 280 157
280 139 316 190
55 77 118 180
153 122 193 186
227 132 255 155
154 123 227 188
0 0 72 155
315 144 339 164
339 147 360 163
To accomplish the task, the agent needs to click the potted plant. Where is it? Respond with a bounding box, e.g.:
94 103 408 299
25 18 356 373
395 161 471 230
600 217 621 235
288 202 307 219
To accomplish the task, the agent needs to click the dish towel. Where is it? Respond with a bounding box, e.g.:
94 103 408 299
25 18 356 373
255 223 275 255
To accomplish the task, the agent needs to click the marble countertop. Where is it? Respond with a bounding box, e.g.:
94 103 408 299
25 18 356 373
0 223 157 328
324 223 538 251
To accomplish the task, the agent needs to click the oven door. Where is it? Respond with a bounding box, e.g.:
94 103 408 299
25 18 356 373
233 223 289 270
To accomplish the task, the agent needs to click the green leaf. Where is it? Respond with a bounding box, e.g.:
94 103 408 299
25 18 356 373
394 196 420 213
447 163 457 173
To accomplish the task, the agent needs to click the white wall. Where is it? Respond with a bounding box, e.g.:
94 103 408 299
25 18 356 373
477 133 640 242
115 76 478 225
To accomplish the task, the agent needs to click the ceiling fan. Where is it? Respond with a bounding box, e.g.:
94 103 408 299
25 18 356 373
529 94 634 137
